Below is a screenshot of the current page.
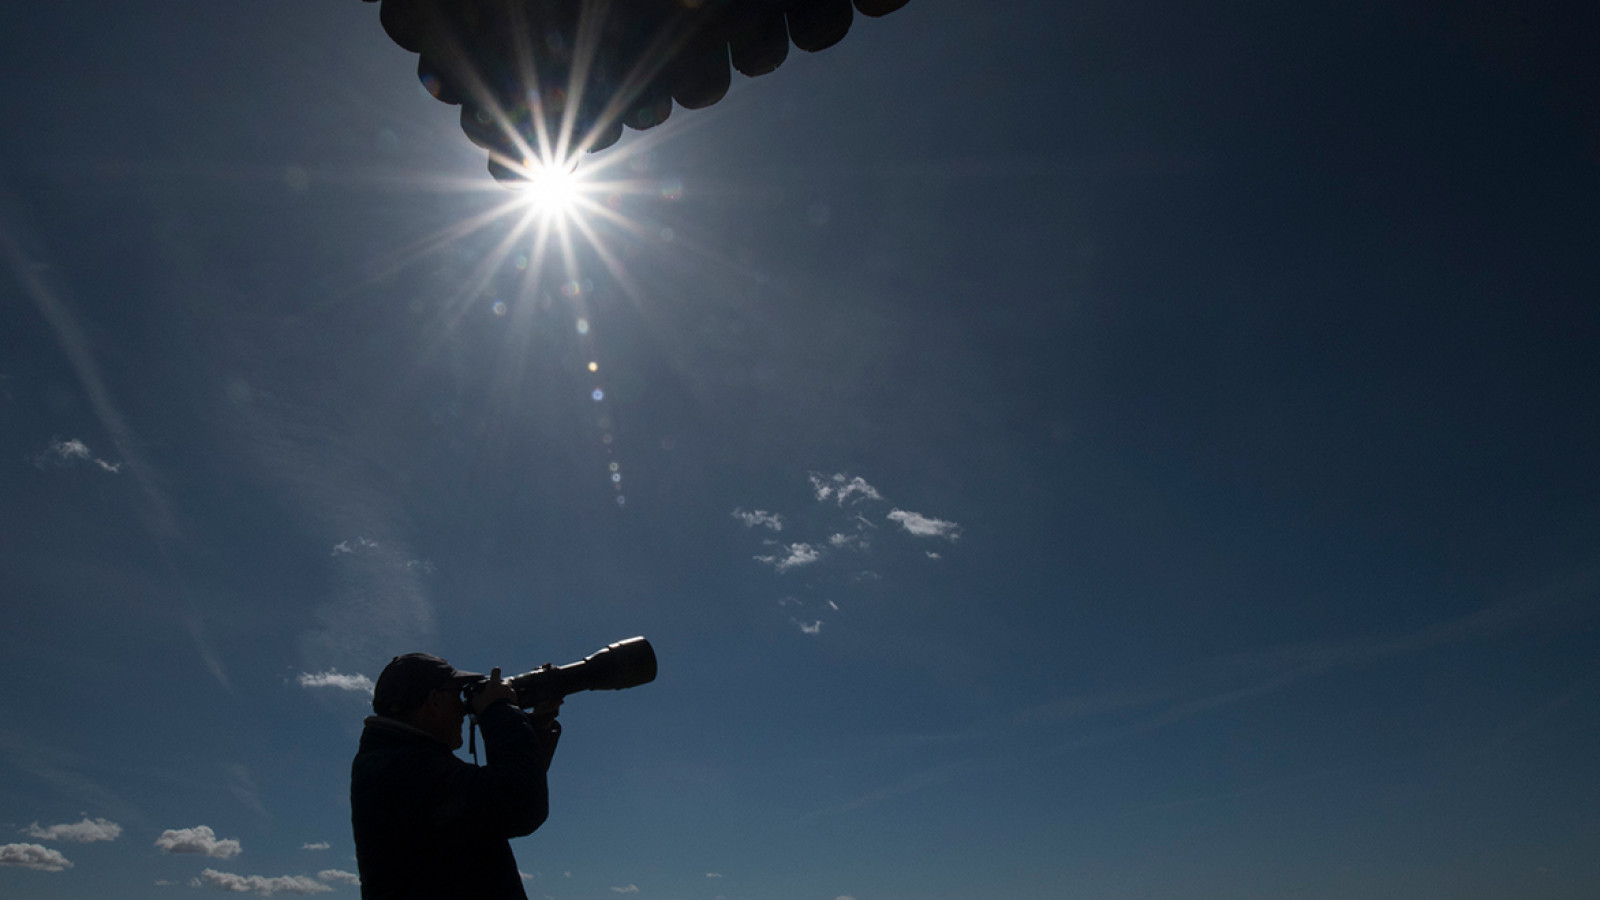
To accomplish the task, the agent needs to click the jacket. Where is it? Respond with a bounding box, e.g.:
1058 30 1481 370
351 702 558 899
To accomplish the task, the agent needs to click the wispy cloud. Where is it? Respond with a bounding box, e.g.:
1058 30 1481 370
191 869 333 895
735 472 961 634
331 537 379 556
317 870 360 886
1115 767 1352 819
300 526 438 680
754 543 821 572
800 578 1600 824
297 671 375 694
802 760 970 822
732 508 784 531
155 825 241 859
21 817 121 843
2 202 229 688
809 472 882 506
228 763 269 821
0 731 136 824
301 842 330 851
0 842 72 871
610 885 640 894
706 872 723 878
2 200 161 524
887 509 961 540
32 437 121 473
1023 578 1600 750
1014 688 1172 726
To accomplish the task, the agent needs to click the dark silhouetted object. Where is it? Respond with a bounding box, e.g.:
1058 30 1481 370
359 0 913 183
470 636 659 708
353 653 563 899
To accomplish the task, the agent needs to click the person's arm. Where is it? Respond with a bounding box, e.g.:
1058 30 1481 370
431 671 560 838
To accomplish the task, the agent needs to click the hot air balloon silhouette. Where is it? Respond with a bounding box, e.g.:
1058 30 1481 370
361 0 912 183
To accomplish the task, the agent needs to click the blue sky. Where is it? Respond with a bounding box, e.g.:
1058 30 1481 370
3 1 1599 898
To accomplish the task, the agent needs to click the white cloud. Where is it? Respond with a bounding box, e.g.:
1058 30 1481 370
330 537 378 556
192 868 333 895
828 533 863 549
731 508 784 531
0 842 72 871
798 620 823 635
809 473 882 506
297 671 375 694
827 600 839 610
300 842 330 851
156 879 176 885
404 558 436 574
926 551 942 560
34 437 120 473
155 825 242 859
706 872 723 878
50 437 90 460
611 886 640 894
519 871 535 881
21 817 121 843
754 543 821 572
887 509 961 540
316 869 360 886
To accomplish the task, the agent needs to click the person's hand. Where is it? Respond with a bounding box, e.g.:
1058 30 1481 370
469 667 517 716
529 696 562 754
529 697 562 723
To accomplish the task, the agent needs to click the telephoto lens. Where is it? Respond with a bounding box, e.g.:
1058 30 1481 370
508 637 657 708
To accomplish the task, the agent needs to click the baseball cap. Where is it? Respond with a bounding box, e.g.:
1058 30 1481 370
372 653 484 717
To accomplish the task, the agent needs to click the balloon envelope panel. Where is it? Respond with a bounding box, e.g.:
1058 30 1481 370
360 0 913 182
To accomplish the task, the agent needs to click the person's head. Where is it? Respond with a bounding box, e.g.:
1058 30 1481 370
372 653 482 750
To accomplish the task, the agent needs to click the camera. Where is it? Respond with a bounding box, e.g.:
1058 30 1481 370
463 636 657 709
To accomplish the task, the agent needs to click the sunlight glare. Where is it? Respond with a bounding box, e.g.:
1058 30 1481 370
518 161 584 218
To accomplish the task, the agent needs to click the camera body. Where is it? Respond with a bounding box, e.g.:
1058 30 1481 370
463 636 657 710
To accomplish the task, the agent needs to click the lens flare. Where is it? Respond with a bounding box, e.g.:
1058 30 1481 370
347 10 717 521
515 160 584 218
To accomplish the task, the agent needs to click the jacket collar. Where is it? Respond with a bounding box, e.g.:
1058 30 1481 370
362 715 448 745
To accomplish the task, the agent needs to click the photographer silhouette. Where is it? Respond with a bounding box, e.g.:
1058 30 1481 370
351 653 561 900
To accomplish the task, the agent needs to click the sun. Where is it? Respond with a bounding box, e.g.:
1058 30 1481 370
515 159 586 220
364 25 695 327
